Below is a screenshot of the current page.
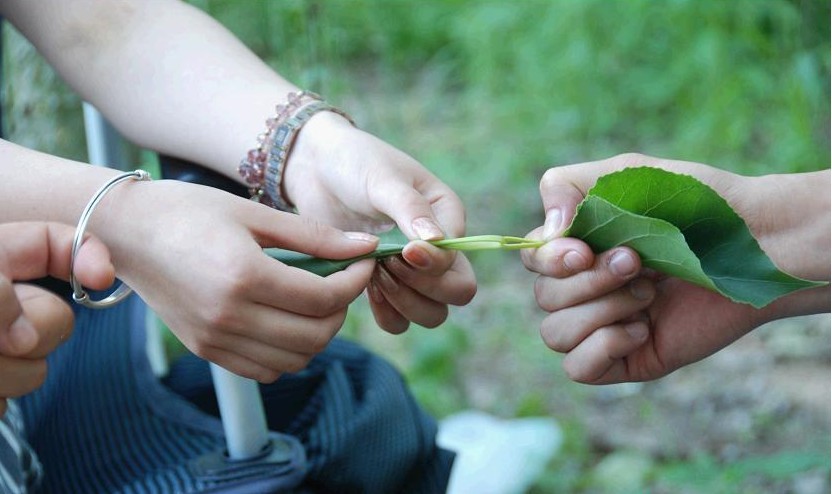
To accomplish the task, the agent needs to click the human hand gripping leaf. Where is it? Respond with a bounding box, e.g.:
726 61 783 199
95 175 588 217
523 159 829 384
564 167 824 308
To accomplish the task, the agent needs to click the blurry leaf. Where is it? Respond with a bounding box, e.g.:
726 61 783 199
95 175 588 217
565 167 826 308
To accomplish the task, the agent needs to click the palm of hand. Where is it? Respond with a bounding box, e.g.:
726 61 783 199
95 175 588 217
618 277 760 383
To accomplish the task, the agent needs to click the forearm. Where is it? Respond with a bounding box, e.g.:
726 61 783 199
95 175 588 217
740 169 830 320
743 170 830 281
1 0 295 180
0 140 121 226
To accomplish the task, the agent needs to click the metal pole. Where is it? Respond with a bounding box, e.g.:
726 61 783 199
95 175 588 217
209 364 270 459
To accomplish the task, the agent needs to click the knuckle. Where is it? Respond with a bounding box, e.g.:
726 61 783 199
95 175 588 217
612 152 651 167
317 290 346 316
187 332 225 361
539 168 566 194
203 302 241 332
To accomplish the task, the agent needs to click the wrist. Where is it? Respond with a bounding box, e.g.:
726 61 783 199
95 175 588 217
236 91 354 211
740 171 830 283
282 110 355 207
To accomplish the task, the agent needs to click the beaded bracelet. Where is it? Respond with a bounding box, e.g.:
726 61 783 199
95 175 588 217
238 91 319 207
264 101 355 211
238 91 354 211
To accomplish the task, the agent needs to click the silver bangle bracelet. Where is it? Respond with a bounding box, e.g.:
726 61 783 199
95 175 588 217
70 169 151 309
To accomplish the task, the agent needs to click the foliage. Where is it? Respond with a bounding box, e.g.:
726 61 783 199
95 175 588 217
190 0 830 239
566 167 825 307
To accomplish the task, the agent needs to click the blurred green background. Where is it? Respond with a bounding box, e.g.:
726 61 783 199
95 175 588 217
3 0 829 492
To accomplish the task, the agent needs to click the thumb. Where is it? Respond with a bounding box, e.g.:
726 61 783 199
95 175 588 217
371 181 459 241
246 206 379 260
539 154 665 240
539 158 625 240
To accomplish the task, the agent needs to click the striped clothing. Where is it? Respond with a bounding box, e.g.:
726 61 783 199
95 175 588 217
0 401 42 494
18 294 452 493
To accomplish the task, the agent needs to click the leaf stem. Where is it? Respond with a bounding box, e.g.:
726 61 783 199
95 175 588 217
265 234 543 276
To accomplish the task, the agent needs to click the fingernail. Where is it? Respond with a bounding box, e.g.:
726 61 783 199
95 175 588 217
375 267 398 293
563 250 588 273
401 245 431 270
385 255 415 275
8 316 38 354
411 217 444 241
367 280 385 304
344 231 378 243
629 278 654 301
624 321 648 341
609 250 637 277
543 208 564 240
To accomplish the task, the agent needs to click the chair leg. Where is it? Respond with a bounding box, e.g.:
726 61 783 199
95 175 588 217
210 364 271 460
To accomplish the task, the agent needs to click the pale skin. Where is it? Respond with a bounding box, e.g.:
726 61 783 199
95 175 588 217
0 0 476 382
522 153 830 384
0 222 115 417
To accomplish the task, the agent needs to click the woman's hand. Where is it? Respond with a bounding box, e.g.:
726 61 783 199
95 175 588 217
284 113 477 333
522 153 830 384
96 180 379 382
0 222 114 416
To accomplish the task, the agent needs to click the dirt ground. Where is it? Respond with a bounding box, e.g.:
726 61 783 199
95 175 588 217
444 267 831 493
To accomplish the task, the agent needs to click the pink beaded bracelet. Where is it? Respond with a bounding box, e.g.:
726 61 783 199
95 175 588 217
238 91 354 211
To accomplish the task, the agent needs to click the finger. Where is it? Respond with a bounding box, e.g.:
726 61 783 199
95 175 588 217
538 166 590 240
400 240 457 276
242 203 379 260
15 284 74 359
0 222 115 289
419 185 467 239
381 255 477 306
197 346 284 384
203 334 313 376
369 180 449 241
217 303 347 355
534 247 642 311
366 282 410 334
372 264 449 328
0 355 46 397
249 257 376 316
539 278 655 353
0 274 37 356
561 320 650 384
522 237 596 278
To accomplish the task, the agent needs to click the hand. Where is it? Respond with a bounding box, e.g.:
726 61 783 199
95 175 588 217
522 153 830 384
95 179 379 382
284 113 477 333
0 222 114 416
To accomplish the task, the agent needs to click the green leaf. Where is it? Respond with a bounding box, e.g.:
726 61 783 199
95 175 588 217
564 166 825 308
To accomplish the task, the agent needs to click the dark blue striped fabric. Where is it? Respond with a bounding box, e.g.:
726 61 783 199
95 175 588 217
18 295 452 493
